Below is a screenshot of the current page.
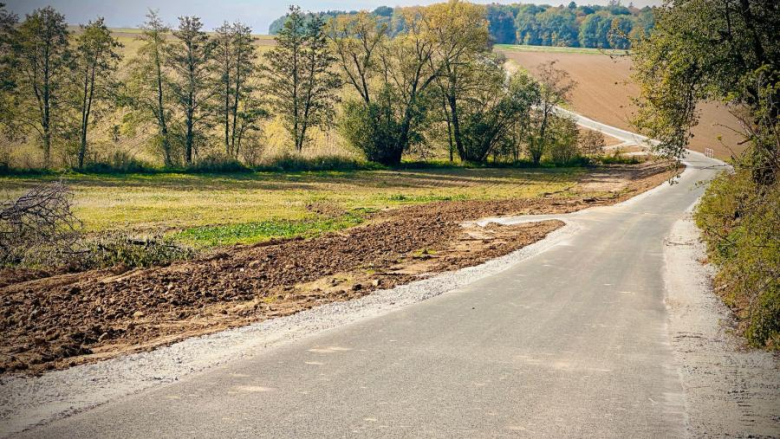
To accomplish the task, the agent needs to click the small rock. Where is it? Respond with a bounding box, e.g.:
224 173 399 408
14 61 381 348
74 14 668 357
133 311 145 318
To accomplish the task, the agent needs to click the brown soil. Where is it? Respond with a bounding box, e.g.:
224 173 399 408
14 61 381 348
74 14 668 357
0 162 678 375
499 49 745 160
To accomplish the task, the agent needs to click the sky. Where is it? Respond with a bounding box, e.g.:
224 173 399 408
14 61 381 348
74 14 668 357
5 0 662 35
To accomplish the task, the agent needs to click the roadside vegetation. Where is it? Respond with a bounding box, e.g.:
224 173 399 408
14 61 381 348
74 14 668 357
632 0 778 348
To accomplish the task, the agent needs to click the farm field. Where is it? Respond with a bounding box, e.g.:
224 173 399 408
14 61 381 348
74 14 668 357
1 167 584 247
498 45 745 160
0 161 677 374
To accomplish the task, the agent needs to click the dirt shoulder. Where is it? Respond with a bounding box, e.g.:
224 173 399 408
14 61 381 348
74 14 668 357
0 162 677 375
664 214 780 436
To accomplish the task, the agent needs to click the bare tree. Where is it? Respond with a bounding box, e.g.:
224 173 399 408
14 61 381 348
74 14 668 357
528 61 576 165
0 180 80 264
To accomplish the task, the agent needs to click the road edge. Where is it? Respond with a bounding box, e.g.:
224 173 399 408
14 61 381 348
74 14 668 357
662 211 780 437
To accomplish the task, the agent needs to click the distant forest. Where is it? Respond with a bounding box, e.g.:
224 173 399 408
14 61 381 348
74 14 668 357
268 2 655 49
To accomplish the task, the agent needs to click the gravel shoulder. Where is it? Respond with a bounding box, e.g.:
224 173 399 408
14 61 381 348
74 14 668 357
663 212 780 437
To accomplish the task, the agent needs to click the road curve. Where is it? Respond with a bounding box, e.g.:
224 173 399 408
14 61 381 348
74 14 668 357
16 147 733 438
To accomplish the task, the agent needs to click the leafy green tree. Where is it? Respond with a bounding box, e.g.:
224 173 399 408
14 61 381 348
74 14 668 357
632 0 778 175
126 10 174 166
71 18 122 169
579 13 609 48
214 21 260 157
458 69 539 162
515 5 545 45
633 0 779 347
167 16 215 165
486 5 517 44
546 115 580 164
5 7 70 168
262 6 341 152
427 0 492 161
537 7 578 47
0 3 19 141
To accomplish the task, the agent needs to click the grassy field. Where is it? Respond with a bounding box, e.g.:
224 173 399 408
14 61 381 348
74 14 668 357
0 168 584 248
495 44 626 56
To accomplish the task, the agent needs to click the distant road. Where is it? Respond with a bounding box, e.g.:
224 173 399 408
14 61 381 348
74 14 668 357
555 107 656 148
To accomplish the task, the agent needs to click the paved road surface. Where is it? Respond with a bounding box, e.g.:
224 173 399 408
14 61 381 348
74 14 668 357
18 148 731 438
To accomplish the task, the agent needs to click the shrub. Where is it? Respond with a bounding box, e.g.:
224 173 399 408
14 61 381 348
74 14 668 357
81 151 154 174
547 116 580 165
695 168 779 349
257 153 378 172
579 130 606 156
186 154 251 173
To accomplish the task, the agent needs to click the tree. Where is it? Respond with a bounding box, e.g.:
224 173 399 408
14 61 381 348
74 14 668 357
633 0 778 178
528 61 575 165
546 115 580 164
6 7 70 168
71 18 122 169
457 69 540 162
330 12 408 164
167 16 215 165
426 0 492 162
633 0 779 347
262 6 341 152
486 5 517 44
127 10 174 166
579 129 606 155
0 3 18 138
214 21 260 158
329 12 387 106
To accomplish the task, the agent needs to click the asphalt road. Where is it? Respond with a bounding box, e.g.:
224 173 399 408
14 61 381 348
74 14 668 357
17 148 729 438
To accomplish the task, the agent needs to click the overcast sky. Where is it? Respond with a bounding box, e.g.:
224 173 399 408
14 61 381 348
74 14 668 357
5 0 662 35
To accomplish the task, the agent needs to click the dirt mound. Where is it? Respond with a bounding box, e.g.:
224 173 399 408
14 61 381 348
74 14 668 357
0 162 676 375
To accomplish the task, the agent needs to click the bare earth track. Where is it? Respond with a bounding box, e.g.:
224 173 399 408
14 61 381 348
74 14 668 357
0 162 675 375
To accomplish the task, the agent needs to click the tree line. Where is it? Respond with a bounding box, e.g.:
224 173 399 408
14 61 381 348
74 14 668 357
631 0 777 347
271 1 655 50
0 1 590 169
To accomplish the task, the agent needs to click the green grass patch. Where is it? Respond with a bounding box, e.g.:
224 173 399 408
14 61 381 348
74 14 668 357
176 210 368 248
495 44 627 56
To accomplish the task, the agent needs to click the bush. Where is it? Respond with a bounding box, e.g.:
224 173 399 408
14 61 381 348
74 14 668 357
547 116 580 165
80 151 155 174
579 130 606 156
186 154 251 173
695 168 779 349
257 154 379 172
